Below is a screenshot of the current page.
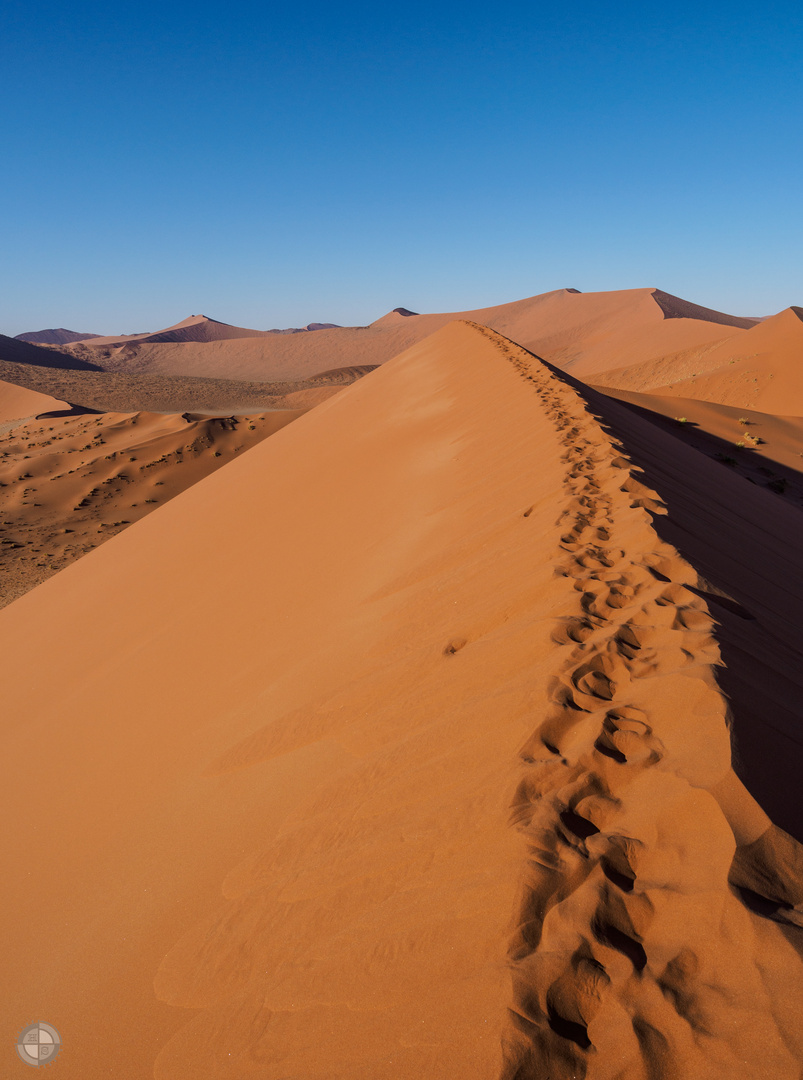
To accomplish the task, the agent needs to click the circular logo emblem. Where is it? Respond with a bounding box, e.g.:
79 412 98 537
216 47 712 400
16 1023 62 1068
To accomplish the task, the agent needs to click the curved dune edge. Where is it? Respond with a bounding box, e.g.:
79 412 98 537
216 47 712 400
1 322 801 1079
0 375 67 425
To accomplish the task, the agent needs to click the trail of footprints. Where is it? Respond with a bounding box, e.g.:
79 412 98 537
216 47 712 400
466 325 741 1078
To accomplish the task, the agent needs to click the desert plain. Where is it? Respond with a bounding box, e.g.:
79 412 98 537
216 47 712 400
1 287 802 1078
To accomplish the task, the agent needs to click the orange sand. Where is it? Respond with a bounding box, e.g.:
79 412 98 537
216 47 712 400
0 407 305 607
0 376 67 425
1 321 801 1079
58 288 751 385
596 307 803 416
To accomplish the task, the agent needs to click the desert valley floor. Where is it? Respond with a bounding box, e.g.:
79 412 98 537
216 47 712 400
1 289 802 1078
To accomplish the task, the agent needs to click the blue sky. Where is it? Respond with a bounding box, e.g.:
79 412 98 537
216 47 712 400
2 0 802 335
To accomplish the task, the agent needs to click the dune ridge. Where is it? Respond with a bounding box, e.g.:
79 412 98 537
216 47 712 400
569 380 803 842
1 321 800 1078
595 306 803 415
470 326 803 1078
51 287 751 385
0 407 305 608
650 289 756 328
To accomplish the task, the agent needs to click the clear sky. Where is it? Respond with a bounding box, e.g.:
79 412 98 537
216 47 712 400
2 0 802 335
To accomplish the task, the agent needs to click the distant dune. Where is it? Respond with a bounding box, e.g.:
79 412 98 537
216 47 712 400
0 332 102 371
0 376 67 426
0 355 355 414
60 287 755 385
1 319 801 1079
370 306 420 327
68 314 342 349
650 289 756 328
75 313 278 348
596 306 803 415
15 328 101 345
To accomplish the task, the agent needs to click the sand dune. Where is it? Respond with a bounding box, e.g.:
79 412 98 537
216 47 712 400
0 376 67 427
593 388 803 504
15 327 101 345
69 314 274 348
570 376 803 842
0 332 101 370
370 305 420 326
596 306 803 415
512 287 753 379
1 321 800 1079
67 314 342 350
55 287 753 384
0 407 304 608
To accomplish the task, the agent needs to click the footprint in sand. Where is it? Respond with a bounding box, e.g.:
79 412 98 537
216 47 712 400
594 707 663 766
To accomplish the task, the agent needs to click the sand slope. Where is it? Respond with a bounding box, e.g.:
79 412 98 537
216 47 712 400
0 376 67 425
59 288 752 384
68 314 342 350
596 307 803 415
0 332 101 370
0 407 305 608
592 388 803 504
70 314 275 348
15 328 100 345
574 379 803 842
1 322 800 1079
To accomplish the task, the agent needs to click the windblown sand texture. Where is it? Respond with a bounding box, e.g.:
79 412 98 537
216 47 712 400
1 316 802 1079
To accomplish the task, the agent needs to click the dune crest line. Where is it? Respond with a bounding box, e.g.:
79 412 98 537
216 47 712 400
3 318 801 1078
460 324 801 1080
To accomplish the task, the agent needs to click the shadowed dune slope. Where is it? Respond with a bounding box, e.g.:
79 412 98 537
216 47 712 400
0 332 101 370
573 379 803 840
66 288 751 383
592 387 803 496
15 328 100 345
596 307 803 415
0 323 800 1079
